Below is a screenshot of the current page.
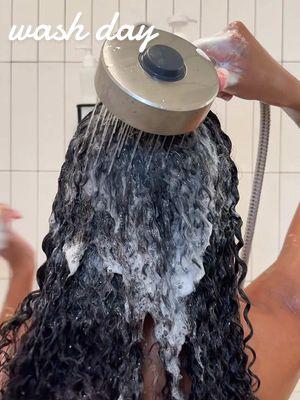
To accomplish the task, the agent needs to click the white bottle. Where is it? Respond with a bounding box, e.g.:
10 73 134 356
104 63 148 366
77 47 98 104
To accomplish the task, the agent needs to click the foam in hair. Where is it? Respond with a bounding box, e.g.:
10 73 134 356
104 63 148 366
59 104 220 399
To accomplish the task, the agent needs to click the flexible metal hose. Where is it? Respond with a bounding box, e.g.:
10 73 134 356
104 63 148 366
241 102 271 265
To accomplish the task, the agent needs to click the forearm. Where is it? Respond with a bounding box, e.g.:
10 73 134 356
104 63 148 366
246 205 300 318
0 260 34 324
280 71 300 127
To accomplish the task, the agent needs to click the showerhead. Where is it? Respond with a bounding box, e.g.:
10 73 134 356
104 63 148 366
95 27 219 135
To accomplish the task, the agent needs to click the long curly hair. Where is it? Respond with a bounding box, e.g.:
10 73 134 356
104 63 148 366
0 105 259 400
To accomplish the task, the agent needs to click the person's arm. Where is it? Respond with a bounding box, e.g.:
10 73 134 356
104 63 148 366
194 21 300 127
0 205 35 324
243 204 300 400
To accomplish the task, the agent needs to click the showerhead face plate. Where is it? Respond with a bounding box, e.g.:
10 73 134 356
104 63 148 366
95 28 219 135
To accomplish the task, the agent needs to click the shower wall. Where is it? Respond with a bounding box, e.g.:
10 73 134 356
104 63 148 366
0 0 299 395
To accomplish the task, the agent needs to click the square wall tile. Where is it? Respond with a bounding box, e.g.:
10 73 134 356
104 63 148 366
147 0 173 31
228 0 255 33
38 171 59 265
11 171 38 252
281 63 300 172
174 0 200 41
11 63 37 171
211 98 226 129
119 0 146 26
66 0 92 62
65 63 81 149
38 0 65 62
0 0 12 62
253 103 281 172
280 173 300 247
0 172 10 205
237 173 252 231
289 392 300 400
252 173 280 279
0 63 11 170
226 98 254 173
92 0 119 59
256 0 282 61
39 63 64 171
12 0 38 61
283 0 300 62
201 0 228 37
236 172 253 278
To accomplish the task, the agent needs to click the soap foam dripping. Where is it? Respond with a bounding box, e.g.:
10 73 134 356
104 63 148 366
54 103 224 399
60 104 222 399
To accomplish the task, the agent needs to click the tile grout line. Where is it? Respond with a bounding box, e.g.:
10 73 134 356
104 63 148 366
91 0 94 54
199 0 202 39
278 0 285 251
250 0 258 280
37 0 40 259
225 0 229 133
63 0 67 152
9 0 13 207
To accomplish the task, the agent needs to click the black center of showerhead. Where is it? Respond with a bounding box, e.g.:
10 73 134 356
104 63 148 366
139 44 186 82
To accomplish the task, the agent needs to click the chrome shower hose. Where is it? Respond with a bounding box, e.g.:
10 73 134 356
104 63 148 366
241 102 271 265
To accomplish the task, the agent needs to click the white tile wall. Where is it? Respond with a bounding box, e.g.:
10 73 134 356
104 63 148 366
38 63 65 170
92 0 119 58
173 0 201 41
66 0 92 62
147 0 173 31
119 0 146 26
281 63 300 172
0 63 11 170
38 0 65 62
38 171 59 265
256 0 283 62
11 172 38 249
283 0 300 62
252 174 280 278
12 0 38 62
11 63 38 170
0 0 299 396
229 0 255 33
0 0 12 62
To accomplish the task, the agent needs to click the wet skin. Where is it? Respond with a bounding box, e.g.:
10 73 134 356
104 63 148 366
141 205 300 400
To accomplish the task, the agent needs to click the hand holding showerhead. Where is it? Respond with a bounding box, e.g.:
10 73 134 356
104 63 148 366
194 21 300 126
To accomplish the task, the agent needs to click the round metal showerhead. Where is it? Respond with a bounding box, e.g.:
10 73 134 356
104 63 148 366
95 27 219 135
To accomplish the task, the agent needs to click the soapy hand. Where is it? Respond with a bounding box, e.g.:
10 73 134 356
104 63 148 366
194 21 300 115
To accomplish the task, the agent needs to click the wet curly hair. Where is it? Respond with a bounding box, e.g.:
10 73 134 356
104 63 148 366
0 105 259 400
